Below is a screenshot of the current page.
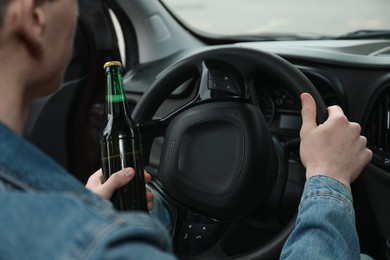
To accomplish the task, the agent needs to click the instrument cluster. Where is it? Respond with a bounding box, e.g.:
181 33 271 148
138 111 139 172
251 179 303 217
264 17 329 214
253 69 343 138
255 86 302 137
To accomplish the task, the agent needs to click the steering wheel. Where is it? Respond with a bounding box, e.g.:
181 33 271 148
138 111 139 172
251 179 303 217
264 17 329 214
132 46 327 259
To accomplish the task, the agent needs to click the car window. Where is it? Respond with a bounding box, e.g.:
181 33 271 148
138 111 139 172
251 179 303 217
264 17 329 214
161 0 390 38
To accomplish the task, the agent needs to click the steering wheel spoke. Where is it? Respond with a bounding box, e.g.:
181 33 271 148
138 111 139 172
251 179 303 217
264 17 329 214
198 61 246 101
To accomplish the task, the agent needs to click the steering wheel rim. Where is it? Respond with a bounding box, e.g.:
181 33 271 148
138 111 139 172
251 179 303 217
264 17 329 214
133 46 327 123
132 46 327 259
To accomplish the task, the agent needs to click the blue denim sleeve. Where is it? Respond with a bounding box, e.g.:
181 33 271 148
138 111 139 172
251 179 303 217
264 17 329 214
280 175 360 260
0 123 178 260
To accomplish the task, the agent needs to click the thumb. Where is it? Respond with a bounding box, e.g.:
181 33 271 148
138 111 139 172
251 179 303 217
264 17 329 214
300 93 318 134
99 168 135 200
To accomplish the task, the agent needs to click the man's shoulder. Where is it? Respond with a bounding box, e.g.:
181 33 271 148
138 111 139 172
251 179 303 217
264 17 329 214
0 122 84 192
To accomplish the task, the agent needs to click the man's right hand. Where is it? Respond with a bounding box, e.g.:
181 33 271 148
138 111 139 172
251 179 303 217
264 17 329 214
299 93 373 189
86 168 154 210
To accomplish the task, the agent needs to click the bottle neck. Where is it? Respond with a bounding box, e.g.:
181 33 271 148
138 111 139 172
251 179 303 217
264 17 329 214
105 66 129 116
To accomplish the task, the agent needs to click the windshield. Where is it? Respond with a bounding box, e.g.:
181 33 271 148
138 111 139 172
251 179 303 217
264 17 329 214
161 0 390 38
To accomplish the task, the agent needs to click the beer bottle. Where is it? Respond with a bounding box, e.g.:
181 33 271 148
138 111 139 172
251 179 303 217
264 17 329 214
100 61 148 211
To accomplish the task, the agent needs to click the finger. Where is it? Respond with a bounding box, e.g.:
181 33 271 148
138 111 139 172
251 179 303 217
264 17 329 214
146 187 154 202
144 170 152 183
147 200 153 211
327 105 346 120
99 168 135 199
364 147 373 163
86 169 104 188
146 187 154 211
105 168 135 189
350 122 362 136
300 93 317 134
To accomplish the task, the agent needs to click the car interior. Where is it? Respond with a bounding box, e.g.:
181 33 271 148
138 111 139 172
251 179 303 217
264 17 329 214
25 0 390 259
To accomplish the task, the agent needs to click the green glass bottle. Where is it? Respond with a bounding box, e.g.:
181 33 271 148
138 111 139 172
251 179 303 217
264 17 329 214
100 61 147 211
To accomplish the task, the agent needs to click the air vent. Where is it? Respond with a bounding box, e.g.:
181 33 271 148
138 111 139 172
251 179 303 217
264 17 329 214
365 87 390 169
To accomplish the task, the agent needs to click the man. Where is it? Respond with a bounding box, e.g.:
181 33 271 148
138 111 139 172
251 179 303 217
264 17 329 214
0 0 372 259
0 0 174 258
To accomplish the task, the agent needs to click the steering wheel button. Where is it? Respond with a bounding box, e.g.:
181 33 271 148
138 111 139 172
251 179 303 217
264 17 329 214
208 79 239 95
208 71 230 82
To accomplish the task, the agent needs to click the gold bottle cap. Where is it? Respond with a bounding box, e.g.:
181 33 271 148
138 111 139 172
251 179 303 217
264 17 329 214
103 61 122 69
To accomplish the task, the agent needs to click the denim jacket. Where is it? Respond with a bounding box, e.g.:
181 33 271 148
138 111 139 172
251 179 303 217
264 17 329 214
0 121 372 260
0 123 176 260
281 175 372 260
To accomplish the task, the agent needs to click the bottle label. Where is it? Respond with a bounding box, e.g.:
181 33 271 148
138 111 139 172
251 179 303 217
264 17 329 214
106 94 126 102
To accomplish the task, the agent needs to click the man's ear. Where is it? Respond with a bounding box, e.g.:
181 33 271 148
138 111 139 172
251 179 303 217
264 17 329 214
12 0 46 59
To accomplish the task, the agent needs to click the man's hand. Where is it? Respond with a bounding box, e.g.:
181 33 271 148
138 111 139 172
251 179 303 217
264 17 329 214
86 168 154 210
299 93 373 189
